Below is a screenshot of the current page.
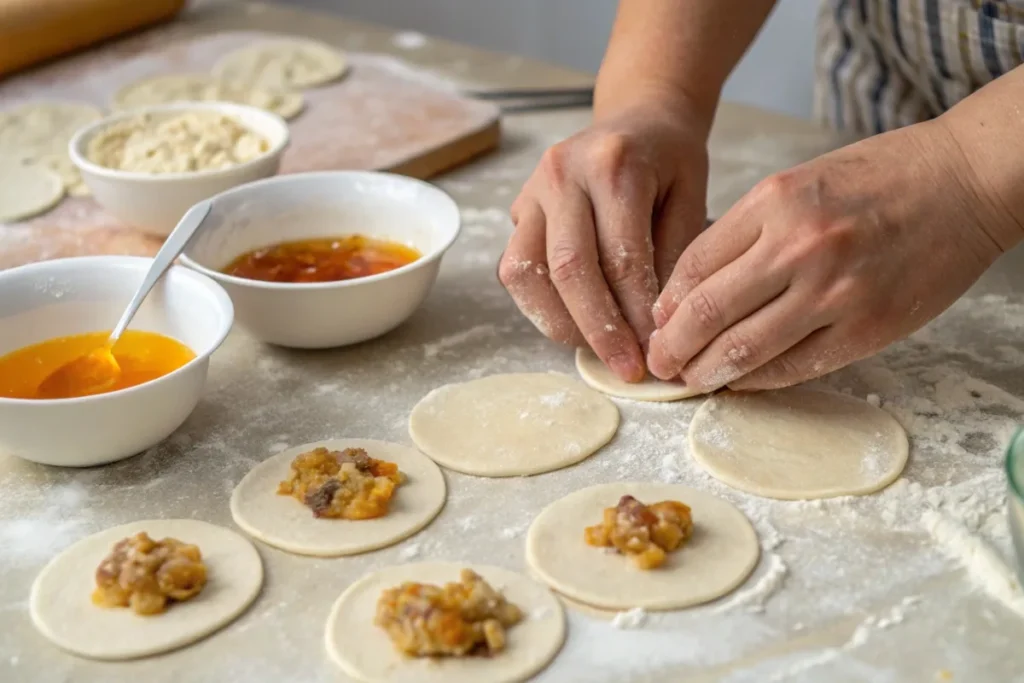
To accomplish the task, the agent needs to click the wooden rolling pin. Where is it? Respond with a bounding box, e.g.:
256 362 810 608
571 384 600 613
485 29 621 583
0 0 186 79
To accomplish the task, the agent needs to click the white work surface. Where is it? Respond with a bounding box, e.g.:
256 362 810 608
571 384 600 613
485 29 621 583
2 2 1024 681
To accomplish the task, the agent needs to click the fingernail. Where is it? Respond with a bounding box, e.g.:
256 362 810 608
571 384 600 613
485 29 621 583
609 352 644 383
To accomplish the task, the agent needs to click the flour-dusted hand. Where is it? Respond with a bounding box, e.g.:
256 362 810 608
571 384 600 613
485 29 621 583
647 118 1019 391
498 105 709 382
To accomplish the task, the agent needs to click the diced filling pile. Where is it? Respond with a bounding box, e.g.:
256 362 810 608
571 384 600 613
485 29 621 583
375 569 524 657
584 494 694 570
277 446 404 519
92 532 207 615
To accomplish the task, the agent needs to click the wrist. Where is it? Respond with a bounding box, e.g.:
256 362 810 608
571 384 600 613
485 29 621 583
593 76 716 140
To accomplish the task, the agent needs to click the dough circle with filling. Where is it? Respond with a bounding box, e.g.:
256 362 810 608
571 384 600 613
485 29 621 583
0 162 64 222
30 519 262 660
526 482 759 611
575 347 702 401
688 387 909 500
230 439 446 557
325 561 566 683
212 38 348 91
408 372 619 477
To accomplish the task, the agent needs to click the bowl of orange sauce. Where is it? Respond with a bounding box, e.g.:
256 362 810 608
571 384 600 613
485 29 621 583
0 256 233 467
178 171 460 348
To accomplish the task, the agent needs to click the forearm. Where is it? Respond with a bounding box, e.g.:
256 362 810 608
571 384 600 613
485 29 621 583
938 65 1024 251
594 0 777 133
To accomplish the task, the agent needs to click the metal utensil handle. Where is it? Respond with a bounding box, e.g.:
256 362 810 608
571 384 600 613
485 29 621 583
108 199 213 344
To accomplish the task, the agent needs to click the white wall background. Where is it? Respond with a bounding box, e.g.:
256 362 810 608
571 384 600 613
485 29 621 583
276 0 818 119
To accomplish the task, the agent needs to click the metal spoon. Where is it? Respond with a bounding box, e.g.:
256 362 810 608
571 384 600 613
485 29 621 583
37 199 214 399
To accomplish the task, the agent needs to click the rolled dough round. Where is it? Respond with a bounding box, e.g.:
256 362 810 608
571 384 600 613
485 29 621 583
113 74 305 120
212 38 348 91
0 162 64 222
575 347 702 402
526 483 759 610
325 561 566 683
408 372 619 477
230 439 446 557
30 519 263 660
688 387 909 500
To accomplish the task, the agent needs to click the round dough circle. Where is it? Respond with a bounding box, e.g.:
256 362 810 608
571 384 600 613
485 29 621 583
0 162 64 222
113 73 305 120
526 482 759 611
575 347 702 402
212 38 348 91
230 439 446 557
30 519 263 660
409 373 619 477
0 101 102 155
688 387 910 500
325 562 565 683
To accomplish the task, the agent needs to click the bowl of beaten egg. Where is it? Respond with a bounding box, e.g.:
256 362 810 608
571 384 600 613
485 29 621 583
178 170 461 349
69 101 289 237
0 256 234 467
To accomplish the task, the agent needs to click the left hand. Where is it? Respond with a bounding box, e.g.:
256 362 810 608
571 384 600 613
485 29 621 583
646 119 1011 391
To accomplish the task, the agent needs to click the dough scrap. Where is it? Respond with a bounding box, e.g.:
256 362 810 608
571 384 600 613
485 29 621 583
325 562 565 683
30 519 262 660
212 38 348 91
0 162 64 222
688 386 909 500
0 101 101 198
408 372 619 477
575 347 702 401
230 439 446 557
113 73 304 120
526 482 759 610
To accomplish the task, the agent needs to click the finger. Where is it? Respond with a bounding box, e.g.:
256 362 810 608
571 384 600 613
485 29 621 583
678 290 830 392
647 239 790 380
651 185 706 288
497 201 584 346
588 159 660 346
726 326 858 391
545 181 645 382
652 204 762 329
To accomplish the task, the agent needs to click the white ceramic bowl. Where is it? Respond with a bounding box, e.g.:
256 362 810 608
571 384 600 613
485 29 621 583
179 171 461 349
0 256 234 467
69 102 289 237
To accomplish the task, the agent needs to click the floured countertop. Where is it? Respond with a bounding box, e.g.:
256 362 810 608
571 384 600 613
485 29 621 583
2 2 1024 682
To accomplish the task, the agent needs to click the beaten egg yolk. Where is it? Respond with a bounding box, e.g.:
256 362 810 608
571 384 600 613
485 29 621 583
0 330 195 400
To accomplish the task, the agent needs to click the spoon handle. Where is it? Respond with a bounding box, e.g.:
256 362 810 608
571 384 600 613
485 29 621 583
109 199 214 344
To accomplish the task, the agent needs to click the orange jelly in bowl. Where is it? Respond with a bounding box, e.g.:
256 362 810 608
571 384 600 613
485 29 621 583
222 235 420 284
0 330 195 400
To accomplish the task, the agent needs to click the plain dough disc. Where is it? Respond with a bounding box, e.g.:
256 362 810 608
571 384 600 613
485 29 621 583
526 482 759 611
575 347 702 402
212 38 348 91
0 162 64 222
29 519 263 660
112 73 305 120
408 373 620 477
688 387 909 500
325 561 566 683
230 439 446 557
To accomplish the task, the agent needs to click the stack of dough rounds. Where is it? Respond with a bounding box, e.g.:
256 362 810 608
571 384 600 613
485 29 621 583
113 73 305 120
230 439 446 556
212 37 349 91
408 373 619 477
325 562 566 683
688 386 909 500
29 519 263 660
526 482 760 611
575 347 702 401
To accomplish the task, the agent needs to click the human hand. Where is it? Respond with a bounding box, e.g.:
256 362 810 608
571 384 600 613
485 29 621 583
499 104 710 382
647 119 1011 391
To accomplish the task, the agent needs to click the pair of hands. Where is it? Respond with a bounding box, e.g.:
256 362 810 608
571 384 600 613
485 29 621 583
499 104 1005 392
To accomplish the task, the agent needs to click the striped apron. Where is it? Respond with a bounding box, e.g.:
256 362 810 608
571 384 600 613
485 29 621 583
814 0 1024 134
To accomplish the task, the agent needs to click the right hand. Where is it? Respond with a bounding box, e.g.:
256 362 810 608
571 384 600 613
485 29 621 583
498 103 711 382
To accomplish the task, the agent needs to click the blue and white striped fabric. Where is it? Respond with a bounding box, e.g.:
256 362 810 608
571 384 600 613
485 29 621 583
814 0 1024 134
